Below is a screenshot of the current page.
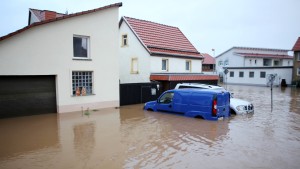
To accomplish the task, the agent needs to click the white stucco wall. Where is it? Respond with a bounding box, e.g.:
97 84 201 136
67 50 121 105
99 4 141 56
119 20 151 84
0 7 120 113
150 56 202 73
119 20 203 84
225 68 292 86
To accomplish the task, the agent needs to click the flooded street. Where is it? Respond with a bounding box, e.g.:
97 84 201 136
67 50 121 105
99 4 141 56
0 85 300 169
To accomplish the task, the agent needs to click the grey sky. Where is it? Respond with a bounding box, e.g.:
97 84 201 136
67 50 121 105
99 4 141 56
1 0 299 56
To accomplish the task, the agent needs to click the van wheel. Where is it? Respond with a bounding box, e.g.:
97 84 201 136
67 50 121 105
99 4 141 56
230 109 236 115
195 115 204 119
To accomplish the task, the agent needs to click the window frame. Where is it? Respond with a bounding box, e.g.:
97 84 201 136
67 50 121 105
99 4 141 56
260 71 266 78
297 67 300 76
72 71 94 96
162 59 169 71
249 71 254 78
122 34 128 47
297 53 300 61
185 60 191 72
239 71 244 78
131 57 139 74
73 35 90 59
229 71 234 77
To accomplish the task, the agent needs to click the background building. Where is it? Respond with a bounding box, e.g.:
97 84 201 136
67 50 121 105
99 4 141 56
215 47 293 86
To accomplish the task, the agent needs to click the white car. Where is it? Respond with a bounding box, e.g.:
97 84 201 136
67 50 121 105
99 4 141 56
175 83 254 115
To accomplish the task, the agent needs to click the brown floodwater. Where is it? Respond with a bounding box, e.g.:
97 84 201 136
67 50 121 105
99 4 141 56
0 85 300 169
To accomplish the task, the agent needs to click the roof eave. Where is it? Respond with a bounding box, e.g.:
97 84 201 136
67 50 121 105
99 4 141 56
0 2 122 42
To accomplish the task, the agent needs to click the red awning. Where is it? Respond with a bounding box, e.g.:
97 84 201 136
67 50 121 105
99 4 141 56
150 74 219 81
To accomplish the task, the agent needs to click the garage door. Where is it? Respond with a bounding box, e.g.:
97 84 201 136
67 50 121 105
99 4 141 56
0 76 57 118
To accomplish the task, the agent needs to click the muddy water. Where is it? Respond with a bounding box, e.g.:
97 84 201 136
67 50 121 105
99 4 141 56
0 85 299 169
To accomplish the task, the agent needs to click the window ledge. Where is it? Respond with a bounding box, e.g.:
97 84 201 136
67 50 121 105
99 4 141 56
71 94 95 97
73 58 92 61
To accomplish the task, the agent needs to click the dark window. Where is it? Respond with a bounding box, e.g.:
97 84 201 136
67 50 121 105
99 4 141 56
297 53 300 61
298 68 300 76
260 71 266 78
239 71 244 77
122 34 128 46
159 92 174 104
230 71 234 77
72 71 93 96
249 72 254 78
73 36 88 58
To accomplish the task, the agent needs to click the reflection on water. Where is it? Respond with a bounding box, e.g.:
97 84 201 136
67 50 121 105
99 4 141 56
0 85 299 169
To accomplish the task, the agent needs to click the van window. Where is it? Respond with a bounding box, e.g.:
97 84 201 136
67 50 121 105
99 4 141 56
159 92 174 104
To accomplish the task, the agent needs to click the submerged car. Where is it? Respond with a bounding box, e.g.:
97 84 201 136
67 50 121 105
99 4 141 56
144 89 230 121
175 83 254 115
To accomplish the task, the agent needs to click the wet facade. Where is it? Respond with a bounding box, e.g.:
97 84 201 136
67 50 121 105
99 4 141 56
0 85 300 169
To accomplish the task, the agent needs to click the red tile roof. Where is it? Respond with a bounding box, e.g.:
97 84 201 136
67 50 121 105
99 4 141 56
236 53 293 59
202 53 215 64
30 8 66 22
122 17 202 59
150 74 218 81
292 37 300 51
0 3 122 42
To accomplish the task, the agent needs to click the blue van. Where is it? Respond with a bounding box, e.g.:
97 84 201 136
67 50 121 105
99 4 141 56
144 89 230 121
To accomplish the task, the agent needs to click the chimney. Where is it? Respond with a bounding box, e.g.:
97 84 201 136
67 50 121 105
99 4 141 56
44 11 57 20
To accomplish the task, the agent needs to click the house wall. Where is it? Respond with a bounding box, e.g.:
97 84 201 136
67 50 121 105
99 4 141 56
293 52 300 82
119 21 151 84
215 49 244 73
150 56 202 73
225 68 293 86
0 7 120 113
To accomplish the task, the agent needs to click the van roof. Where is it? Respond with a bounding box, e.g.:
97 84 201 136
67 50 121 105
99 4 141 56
170 88 225 94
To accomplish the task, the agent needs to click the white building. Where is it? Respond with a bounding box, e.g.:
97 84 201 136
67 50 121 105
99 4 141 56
215 47 293 86
118 16 218 105
0 3 122 117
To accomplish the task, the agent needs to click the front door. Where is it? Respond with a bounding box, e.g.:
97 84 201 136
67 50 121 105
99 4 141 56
156 92 174 112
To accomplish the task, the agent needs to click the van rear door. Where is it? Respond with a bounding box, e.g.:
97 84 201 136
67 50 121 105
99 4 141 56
216 92 230 117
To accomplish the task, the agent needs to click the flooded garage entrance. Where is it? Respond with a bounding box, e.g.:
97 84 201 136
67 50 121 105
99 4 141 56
0 76 57 118
0 85 299 169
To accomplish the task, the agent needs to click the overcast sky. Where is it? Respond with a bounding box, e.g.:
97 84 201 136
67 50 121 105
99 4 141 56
1 0 299 56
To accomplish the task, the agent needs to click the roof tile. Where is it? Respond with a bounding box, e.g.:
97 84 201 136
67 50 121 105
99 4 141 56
292 37 300 51
236 53 293 59
202 53 215 64
124 17 201 58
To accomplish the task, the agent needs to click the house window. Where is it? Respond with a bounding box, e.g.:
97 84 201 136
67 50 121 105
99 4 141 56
162 59 169 71
255 60 257 64
186 60 191 71
73 35 89 58
298 67 300 76
218 61 223 66
249 71 254 78
72 71 93 96
239 71 244 77
131 58 138 74
274 60 279 66
260 71 266 78
224 60 229 66
122 34 128 46
230 71 234 77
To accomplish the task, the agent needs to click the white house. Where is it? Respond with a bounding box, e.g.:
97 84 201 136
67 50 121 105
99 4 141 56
118 16 218 105
215 47 293 86
0 3 122 117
